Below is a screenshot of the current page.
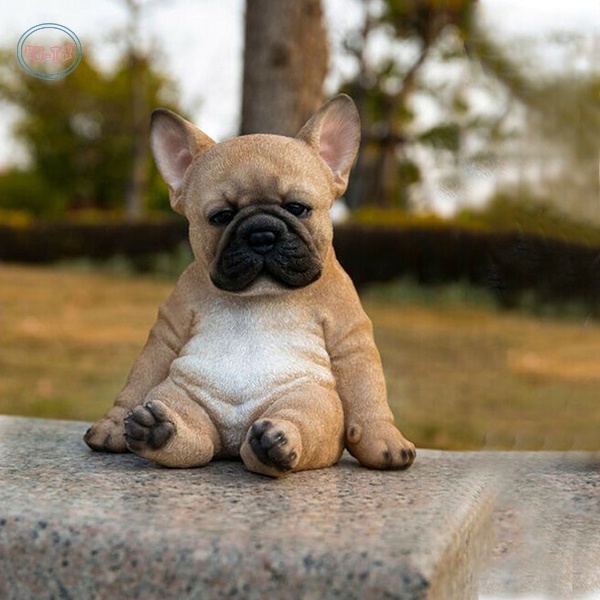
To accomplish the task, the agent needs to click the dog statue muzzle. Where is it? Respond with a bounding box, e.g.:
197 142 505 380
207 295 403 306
210 207 323 292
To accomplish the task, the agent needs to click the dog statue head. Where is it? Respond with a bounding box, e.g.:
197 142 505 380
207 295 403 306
150 95 360 296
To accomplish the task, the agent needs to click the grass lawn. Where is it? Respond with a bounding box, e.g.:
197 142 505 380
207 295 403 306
1 264 599 451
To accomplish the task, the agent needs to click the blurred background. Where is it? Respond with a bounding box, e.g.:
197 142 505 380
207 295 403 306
1 0 599 451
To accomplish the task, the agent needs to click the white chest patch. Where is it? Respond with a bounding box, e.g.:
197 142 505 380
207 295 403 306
169 296 335 442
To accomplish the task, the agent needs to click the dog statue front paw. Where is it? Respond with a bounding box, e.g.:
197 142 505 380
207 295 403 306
346 420 416 470
84 406 128 453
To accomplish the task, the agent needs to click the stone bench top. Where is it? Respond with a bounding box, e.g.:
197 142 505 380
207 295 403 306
2 416 600 599
0 416 495 600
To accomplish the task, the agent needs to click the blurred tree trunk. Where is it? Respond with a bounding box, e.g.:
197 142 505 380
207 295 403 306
123 0 150 221
241 0 329 136
125 49 150 221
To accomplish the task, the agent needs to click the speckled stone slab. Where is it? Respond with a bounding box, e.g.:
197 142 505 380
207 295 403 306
0 416 495 600
479 451 600 600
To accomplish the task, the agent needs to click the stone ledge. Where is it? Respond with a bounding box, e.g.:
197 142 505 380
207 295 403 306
0 416 495 600
479 451 600 599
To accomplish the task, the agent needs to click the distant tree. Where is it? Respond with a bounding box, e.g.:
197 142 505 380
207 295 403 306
467 32 600 223
0 46 181 218
241 0 329 135
337 0 599 223
339 0 480 208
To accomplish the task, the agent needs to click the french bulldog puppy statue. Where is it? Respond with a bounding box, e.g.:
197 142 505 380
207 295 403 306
84 95 416 477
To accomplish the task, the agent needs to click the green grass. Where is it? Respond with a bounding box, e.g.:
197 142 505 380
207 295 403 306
0 265 172 421
1 264 599 451
367 297 600 450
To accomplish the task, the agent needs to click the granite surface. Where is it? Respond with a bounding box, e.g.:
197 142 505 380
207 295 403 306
0 416 494 600
479 451 600 600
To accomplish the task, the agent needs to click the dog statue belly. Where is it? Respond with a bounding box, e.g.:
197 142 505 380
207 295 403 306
169 297 336 453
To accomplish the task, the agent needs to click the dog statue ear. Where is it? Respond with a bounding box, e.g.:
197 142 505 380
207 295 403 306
297 94 361 198
150 108 216 214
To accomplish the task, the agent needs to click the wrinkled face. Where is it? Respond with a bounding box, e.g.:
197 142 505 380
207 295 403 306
183 135 336 296
151 95 360 295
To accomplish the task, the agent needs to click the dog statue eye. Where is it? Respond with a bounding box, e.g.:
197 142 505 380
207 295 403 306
209 210 235 226
283 202 311 218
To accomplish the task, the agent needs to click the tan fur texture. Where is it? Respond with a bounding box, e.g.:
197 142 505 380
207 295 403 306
84 95 416 477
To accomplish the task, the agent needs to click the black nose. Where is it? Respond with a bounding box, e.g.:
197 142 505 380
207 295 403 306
248 230 277 254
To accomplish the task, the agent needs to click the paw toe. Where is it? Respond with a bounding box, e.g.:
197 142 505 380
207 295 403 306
149 421 174 449
250 419 272 440
123 421 147 442
382 443 416 470
128 405 156 427
401 446 416 465
84 416 128 453
146 399 170 421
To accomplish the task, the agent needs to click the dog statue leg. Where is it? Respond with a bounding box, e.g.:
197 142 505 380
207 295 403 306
240 386 345 477
84 269 196 454
124 379 221 468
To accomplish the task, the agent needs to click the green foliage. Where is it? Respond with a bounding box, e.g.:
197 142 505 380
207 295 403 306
418 123 461 152
0 168 65 217
382 0 476 42
456 191 600 246
350 189 600 249
350 206 447 227
0 218 189 264
0 45 181 217
59 241 193 281
466 33 600 223
364 277 498 312
397 158 421 186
